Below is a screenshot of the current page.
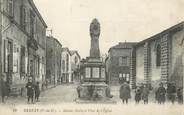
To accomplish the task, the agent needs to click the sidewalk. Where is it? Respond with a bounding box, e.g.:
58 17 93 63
0 84 59 105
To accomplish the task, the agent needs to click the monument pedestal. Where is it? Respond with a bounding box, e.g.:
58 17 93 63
79 57 108 100
76 19 114 103
80 82 108 100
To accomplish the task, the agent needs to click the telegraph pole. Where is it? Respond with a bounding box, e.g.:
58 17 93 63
0 0 3 79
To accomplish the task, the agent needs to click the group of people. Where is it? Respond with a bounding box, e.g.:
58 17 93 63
119 81 149 104
155 82 183 104
0 75 46 104
25 77 41 104
119 81 183 104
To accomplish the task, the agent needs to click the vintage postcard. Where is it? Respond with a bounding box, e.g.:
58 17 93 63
0 0 184 115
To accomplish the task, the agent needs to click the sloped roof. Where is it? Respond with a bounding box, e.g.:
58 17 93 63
109 42 137 52
70 50 81 59
135 21 184 47
61 47 71 55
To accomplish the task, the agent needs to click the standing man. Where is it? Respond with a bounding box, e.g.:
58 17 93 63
135 86 141 104
34 82 40 102
156 83 166 104
120 81 131 104
167 82 176 104
142 84 149 104
1 75 6 103
77 85 82 98
26 77 34 104
177 87 183 104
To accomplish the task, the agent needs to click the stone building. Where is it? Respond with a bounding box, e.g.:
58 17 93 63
0 0 47 95
46 36 62 85
106 42 137 86
106 22 184 90
133 22 184 89
70 50 81 82
61 47 72 83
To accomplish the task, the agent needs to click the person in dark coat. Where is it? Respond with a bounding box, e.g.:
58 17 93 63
106 86 113 98
26 77 34 104
177 88 183 104
156 83 166 104
142 84 149 104
1 76 6 103
77 85 82 98
135 86 141 104
155 89 159 103
167 82 176 104
34 82 40 102
120 82 131 104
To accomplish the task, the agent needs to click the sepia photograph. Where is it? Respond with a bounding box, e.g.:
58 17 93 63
0 0 184 115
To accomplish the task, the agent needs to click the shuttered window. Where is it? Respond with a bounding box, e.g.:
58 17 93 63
13 43 19 73
20 46 26 74
20 5 26 30
8 0 14 17
156 44 161 67
4 39 13 73
4 40 8 72
30 10 36 37
119 56 128 66
7 0 14 17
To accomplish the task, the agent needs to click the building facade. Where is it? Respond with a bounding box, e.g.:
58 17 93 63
106 42 136 87
46 36 62 86
133 22 184 90
70 50 81 82
1 0 47 95
61 47 72 83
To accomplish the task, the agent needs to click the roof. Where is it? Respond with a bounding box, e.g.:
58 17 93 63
61 47 72 56
135 21 184 48
28 0 47 28
47 36 62 47
108 42 137 52
70 50 81 59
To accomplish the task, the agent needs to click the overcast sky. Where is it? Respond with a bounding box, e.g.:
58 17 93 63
34 0 184 58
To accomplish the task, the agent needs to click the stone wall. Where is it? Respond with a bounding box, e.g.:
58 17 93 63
135 46 144 84
135 23 184 89
170 28 184 88
1 0 47 95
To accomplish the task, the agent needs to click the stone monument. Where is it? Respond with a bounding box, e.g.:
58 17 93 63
77 19 110 102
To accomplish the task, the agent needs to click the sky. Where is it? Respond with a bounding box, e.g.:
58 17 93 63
34 0 184 58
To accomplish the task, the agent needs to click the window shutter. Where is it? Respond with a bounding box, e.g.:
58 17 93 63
8 41 13 72
4 40 8 73
24 7 26 29
8 0 14 17
20 5 23 26
20 5 26 29
20 46 26 73
13 44 18 73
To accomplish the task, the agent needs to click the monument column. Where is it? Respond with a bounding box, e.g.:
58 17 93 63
90 18 100 58
77 18 109 102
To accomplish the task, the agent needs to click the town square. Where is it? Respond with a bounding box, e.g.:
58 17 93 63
0 0 184 110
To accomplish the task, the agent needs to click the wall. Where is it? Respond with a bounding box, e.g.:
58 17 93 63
61 50 72 83
135 46 144 84
107 48 132 85
1 0 47 94
171 29 184 88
